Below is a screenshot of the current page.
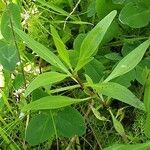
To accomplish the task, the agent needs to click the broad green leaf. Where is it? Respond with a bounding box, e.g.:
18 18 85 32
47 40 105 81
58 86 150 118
104 39 150 82
55 107 85 137
96 0 121 18
92 82 145 110
84 59 105 83
119 2 150 28
112 70 136 88
96 0 112 18
50 25 71 69
1 3 21 42
0 40 18 71
75 10 117 71
25 71 68 97
25 113 54 146
68 50 79 69
73 33 86 51
104 141 150 150
100 20 120 46
14 28 70 75
31 88 49 101
22 96 88 112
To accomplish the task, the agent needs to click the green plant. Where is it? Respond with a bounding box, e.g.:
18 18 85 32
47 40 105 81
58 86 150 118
0 0 150 149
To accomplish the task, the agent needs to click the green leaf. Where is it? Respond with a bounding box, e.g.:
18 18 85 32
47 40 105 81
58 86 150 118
37 0 74 18
13 74 24 90
25 113 54 146
55 107 85 137
112 70 136 87
144 76 150 137
13 28 70 75
50 25 71 69
104 141 150 150
75 10 117 71
1 3 21 41
109 109 126 137
135 66 149 85
100 20 120 46
112 0 125 4
104 52 122 61
68 50 79 68
92 82 145 110
96 0 112 18
87 1 96 17
145 114 150 138
119 2 150 28
25 71 68 97
91 106 108 121
144 76 150 112
22 96 88 112
73 33 86 51
0 40 18 71
104 39 150 82
84 58 105 83
31 88 49 101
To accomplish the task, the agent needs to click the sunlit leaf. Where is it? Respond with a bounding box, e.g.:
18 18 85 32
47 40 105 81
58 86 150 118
22 96 89 112
91 82 145 110
50 25 71 69
14 27 70 75
105 39 150 82
25 71 68 97
75 10 117 71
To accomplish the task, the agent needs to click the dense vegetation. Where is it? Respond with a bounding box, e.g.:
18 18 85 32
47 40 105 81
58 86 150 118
0 0 150 149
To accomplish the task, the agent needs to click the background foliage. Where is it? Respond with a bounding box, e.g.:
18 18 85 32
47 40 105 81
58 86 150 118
0 0 150 149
